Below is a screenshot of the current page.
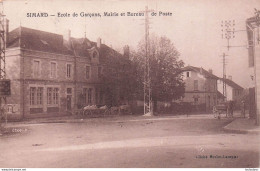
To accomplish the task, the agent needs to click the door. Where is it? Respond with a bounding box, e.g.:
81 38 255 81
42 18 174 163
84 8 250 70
67 95 72 111
66 88 72 111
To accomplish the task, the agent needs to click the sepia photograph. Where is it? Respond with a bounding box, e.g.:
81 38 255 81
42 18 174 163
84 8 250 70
0 0 259 169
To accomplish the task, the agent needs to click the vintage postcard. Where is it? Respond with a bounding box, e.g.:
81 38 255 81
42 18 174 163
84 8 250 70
0 0 259 169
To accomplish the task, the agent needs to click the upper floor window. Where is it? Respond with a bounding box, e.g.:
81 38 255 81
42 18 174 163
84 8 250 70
186 71 190 78
66 64 72 78
50 62 57 78
33 60 40 78
93 51 98 58
194 80 198 91
86 65 91 79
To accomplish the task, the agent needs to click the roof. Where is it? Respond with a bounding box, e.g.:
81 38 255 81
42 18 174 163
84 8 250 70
218 78 244 90
182 66 219 79
7 26 124 61
8 27 73 55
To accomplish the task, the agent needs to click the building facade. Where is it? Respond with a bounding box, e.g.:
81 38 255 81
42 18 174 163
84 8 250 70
217 76 244 101
246 15 260 124
180 66 218 112
5 26 124 119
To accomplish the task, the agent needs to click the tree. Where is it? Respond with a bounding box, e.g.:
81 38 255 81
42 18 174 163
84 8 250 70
100 45 139 107
132 35 185 112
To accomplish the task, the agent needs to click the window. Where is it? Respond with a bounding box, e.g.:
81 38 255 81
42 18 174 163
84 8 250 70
67 88 72 94
30 87 36 105
93 51 98 58
95 89 99 104
99 91 103 104
186 72 190 78
83 88 87 104
98 66 102 78
88 88 92 104
86 66 91 79
66 64 72 78
37 87 43 105
53 88 59 105
194 80 198 91
47 88 52 105
50 62 57 78
30 87 43 106
47 87 59 105
33 60 40 78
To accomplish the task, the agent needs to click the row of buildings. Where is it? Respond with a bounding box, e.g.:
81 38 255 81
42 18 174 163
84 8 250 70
3 23 245 119
178 66 244 112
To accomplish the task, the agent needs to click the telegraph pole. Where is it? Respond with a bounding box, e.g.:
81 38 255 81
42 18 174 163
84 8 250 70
221 53 228 101
221 20 235 50
0 1 8 127
221 20 235 101
140 6 154 116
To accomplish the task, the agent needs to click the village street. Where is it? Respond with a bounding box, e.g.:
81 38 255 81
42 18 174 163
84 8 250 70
0 115 259 168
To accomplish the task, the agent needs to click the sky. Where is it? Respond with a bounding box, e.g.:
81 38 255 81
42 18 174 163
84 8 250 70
3 0 260 88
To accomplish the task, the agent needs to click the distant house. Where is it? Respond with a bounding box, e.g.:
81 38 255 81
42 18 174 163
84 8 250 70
179 66 218 112
217 76 244 101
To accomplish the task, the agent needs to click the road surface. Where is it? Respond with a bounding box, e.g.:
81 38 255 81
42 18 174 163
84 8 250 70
0 116 259 168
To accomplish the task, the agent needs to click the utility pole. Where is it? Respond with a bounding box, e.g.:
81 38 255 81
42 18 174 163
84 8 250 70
221 53 228 101
221 20 235 51
0 2 9 127
221 20 235 101
140 6 154 116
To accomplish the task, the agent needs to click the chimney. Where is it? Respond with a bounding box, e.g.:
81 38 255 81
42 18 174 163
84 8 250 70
228 75 232 80
63 29 71 41
63 29 71 48
123 45 130 59
97 37 101 48
5 19 9 46
208 69 212 74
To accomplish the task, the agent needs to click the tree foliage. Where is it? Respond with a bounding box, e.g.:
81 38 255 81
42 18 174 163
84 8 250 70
132 35 185 110
100 47 139 107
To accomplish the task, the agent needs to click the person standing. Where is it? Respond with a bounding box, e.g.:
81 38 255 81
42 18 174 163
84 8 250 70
229 100 234 117
241 100 246 118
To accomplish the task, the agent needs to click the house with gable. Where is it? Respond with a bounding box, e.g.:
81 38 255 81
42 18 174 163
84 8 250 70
4 25 129 120
180 66 218 112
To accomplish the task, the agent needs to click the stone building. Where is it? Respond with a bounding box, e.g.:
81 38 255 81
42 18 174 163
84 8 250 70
5 26 126 119
180 66 218 112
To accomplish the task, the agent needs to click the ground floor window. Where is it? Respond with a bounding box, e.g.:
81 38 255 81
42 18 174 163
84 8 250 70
88 88 92 104
83 88 93 105
30 87 43 106
83 88 87 104
47 87 59 105
95 89 103 105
